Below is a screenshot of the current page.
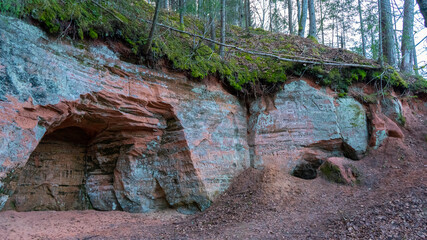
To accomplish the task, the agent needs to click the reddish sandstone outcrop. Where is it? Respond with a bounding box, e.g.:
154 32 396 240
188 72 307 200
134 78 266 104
0 16 249 213
320 157 359 185
0 15 424 214
368 103 404 149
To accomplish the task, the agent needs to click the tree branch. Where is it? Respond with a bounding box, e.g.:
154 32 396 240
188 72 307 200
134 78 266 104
92 1 381 70
140 18 380 69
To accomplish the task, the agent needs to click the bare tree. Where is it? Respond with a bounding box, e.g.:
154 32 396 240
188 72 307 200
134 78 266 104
380 0 397 66
319 0 324 44
179 0 185 25
144 0 161 56
308 0 316 39
245 0 251 31
297 0 301 29
298 0 307 37
220 0 226 58
209 0 216 50
401 0 415 73
288 0 293 34
358 0 367 56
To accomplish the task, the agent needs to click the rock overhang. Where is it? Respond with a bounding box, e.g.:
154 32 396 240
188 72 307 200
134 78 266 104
0 16 250 213
0 15 414 212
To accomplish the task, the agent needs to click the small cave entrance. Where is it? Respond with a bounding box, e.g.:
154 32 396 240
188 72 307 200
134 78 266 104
8 127 95 211
4 93 209 213
291 160 324 180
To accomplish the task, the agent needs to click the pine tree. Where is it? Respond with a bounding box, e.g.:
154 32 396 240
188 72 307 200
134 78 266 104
298 0 307 37
220 0 226 58
401 0 415 73
358 0 367 57
380 0 396 66
288 0 293 34
308 0 316 39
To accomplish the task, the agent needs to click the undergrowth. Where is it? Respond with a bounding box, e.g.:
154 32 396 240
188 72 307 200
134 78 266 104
0 0 423 96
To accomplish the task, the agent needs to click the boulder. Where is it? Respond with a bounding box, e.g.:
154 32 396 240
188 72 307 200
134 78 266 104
336 98 369 160
381 97 405 125
369 104 404 149
249 80 369 171
320 157 360 185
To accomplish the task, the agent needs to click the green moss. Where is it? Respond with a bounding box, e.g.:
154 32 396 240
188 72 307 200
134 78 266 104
372 68 408 88
78 28 84 40
338 92 347 98
307 35 319 44
320 162 360 185
397 113 406 126
361 93 377 104
252 27 269 35
1 0 413 94
409 75 427 93
88 29 98 39
320 162 346 184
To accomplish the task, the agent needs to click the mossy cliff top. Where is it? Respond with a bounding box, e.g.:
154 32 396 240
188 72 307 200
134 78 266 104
1 0 425 96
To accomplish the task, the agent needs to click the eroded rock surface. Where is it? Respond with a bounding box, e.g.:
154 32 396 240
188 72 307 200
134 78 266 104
0 15 413 214
0 16 248 213
248 80 369 173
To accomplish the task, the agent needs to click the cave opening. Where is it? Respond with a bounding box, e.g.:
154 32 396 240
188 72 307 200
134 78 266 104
3 97 208 213
291 160 324 180
8 127 98 211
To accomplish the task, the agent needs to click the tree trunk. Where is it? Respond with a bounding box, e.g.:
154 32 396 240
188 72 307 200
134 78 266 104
416 0 427 27
358 0 366 57
288 0 293 34
239 0 243 27
144 0 161 56
160 0 168 9
335 18 342 48
371 28 377 59
297 0 301 29
245 0 251 31
198 0 204 17
392 2 401 65
210 13 216 50
179 0 185 25
331 16 335 47
341 10 345 48
298 0 307 37
319 0 324 44
380 0 396 66
401 0 415 73
269 0 273 31
308 0 316 39
220 0 226 58
412 37 419 75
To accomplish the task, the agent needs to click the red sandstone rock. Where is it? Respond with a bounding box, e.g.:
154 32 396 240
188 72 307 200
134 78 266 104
0 17 249 213
320 157 359 185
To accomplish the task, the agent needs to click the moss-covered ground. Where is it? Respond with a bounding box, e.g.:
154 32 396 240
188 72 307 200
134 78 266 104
0 0 425 96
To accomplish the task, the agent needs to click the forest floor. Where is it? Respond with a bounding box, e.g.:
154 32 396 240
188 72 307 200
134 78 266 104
0 110 426 240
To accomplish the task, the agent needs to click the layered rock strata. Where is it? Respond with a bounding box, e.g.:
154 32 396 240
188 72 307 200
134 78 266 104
0 16 249 213
0 15 418 212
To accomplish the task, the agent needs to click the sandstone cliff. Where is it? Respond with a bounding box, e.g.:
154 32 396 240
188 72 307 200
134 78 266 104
0 16 425 213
